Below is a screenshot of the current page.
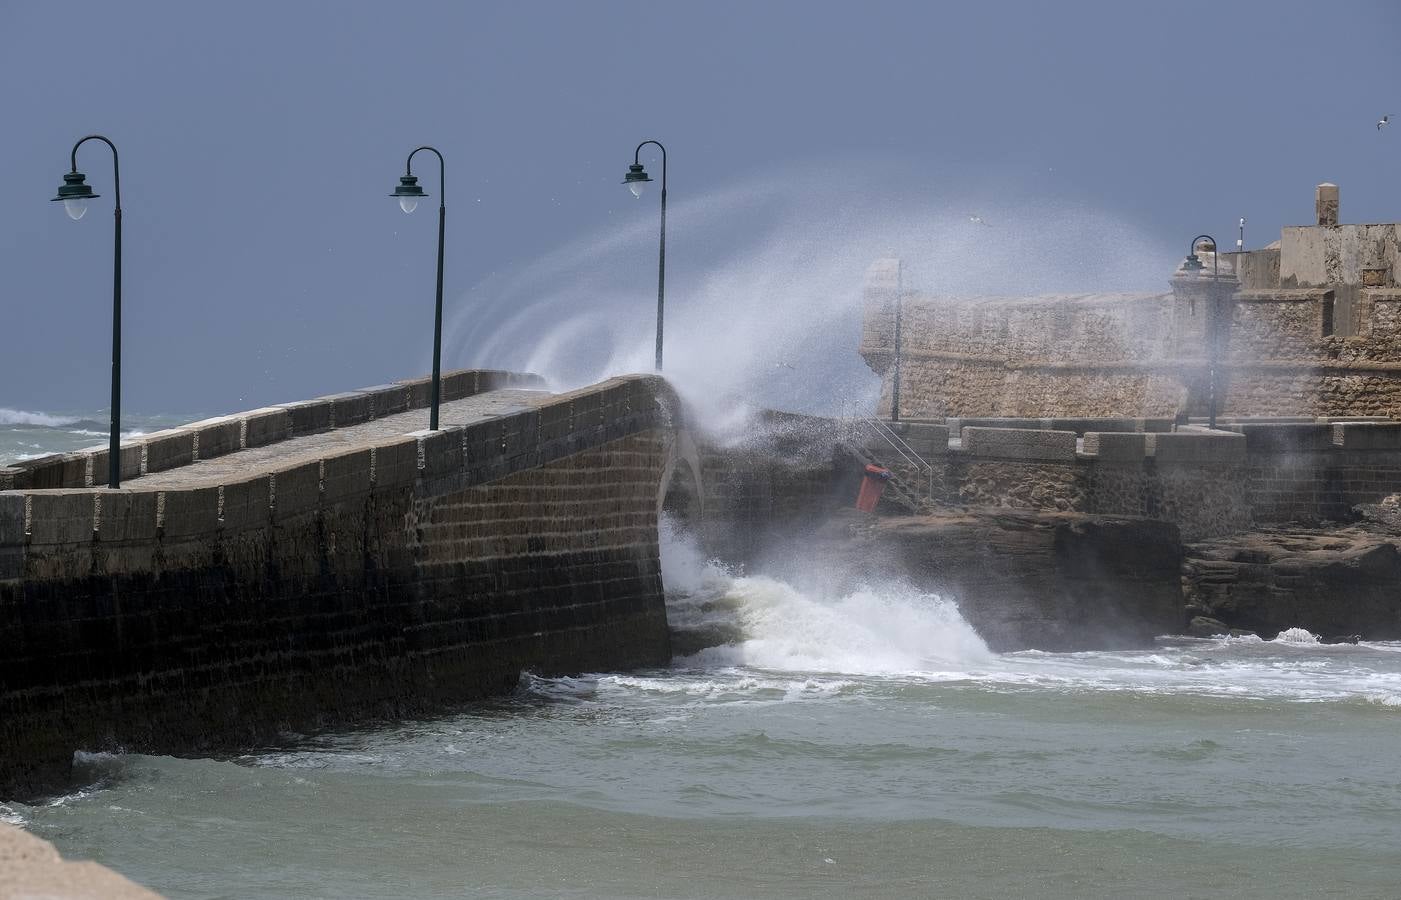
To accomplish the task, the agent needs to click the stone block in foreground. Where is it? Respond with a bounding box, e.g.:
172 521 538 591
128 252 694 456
961 427 1077 461
0 823 162 898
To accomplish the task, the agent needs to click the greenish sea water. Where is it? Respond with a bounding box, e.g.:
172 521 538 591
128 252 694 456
7 546 1400 900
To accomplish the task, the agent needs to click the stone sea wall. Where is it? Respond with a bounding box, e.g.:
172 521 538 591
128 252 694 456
0 375 678 799
860 257 1401 419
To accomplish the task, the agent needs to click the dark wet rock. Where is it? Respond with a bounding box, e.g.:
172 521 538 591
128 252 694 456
814 509 1185 652
1184 526 1401 640
1321 634 1362 645
1187 616 1231 637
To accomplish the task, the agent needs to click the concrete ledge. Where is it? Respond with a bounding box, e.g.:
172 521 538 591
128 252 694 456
87 444 144 485
962 427 1077 461
321 391 374 428
219 478 272 531
276 399 334 436
440 370 478 401
271 461 322 521
242 407 293 448
1227 423 1337 453
418 428 465 480
395 375 434 408
26 491 93 545
97 490 160 544
370 436 419 490
322 450 373 505
358 383 412 418
0 467 24 491
142 429 196 474
189 416 242 461
1148 432 1246 463
1083 432 1149 461
0 492 26 546
1332 422 1401 449
160 485 221 538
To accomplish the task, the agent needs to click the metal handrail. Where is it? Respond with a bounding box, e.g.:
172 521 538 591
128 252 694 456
840 409 934 502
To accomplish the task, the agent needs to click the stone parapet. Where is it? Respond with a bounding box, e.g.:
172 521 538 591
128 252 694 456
961 427 1077 461
0 373 674 800
1 368 547 491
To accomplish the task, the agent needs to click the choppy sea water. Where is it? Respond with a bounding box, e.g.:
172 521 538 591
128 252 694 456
0 408 189 463
5 459 1401 898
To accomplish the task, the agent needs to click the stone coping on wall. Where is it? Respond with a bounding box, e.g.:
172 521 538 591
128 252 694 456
0 375 669 564
0 369 547 492
1074 421 1401 462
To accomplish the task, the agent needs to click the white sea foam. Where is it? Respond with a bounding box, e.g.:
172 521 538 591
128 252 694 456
1273 627 1321 645
0 408 77 428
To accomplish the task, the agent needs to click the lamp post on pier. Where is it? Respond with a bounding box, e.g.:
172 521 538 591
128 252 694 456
622 140 667 371
52 135 123 488
1182 234 1223 429
389 146 447 431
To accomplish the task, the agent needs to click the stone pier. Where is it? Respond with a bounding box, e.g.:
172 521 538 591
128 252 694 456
0 369 694 798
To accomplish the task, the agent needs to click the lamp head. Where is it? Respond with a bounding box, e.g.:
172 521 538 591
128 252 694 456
51 171 97 220
622 163 652 198
390 174 427 213
1182 253 1205 272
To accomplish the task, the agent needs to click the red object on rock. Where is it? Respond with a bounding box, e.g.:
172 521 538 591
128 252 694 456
855 464 892 512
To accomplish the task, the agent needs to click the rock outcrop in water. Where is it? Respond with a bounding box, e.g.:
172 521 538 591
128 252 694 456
1184 527 1401 640
820 509 1185 652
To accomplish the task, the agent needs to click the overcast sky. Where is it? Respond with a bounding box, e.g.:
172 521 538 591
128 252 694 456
2 0 1399 416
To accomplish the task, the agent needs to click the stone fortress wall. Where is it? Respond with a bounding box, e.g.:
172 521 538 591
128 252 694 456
0 370 683 798
860 183 1401 419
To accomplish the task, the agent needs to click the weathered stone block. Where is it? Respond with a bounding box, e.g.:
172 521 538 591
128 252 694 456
1049 418 1141 435
962 427 1077 461
277 399 333 436
395 375 433 409
26 492 93 545
1231 423 1336 453
371 436 419 490
322 450 373 505
160 486 221 538
243 407 293 448
220 478 272 531
0 469 23 492
357 383 412 419
1331 422 1401 450
12 456 65 489
1083 432 1149 461
1149 432 1246 463
271 461 322 521
142 429 195 473
190 416 242 461
85 444 143 486
323 391 373 428
440 370 478 401
0 492 25 546
96 490 160 544
418 428 464 481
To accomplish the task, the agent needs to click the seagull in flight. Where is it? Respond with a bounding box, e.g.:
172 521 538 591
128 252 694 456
1380 114 1392 131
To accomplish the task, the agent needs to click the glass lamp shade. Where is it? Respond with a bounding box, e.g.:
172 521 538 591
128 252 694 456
628 181 646 199
399 196 419 214
62 198 89 220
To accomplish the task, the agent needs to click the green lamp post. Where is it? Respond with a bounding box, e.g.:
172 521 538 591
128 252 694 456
1183 234 1223 429
52 135 123 488
623 140 667 371
390 146 447 431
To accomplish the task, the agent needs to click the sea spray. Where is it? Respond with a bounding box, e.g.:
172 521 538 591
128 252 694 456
443 166 1175 442
659 515 992 675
